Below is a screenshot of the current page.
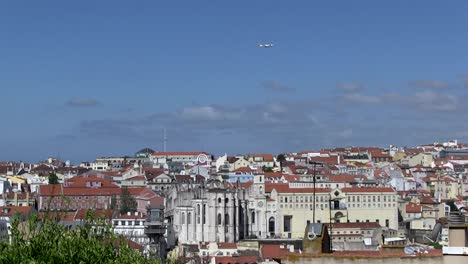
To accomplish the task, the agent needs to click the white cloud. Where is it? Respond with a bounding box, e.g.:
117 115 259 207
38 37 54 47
337 82 363 93
409 80 448 89
181 106 221 120
342 93 382 104
412 91 458 112
460 74 468 88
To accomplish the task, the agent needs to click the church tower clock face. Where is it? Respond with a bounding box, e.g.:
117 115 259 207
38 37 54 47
257 201 264 208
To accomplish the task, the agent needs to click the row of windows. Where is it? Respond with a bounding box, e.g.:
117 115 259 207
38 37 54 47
180 212 231 226
113 220 144 226
279 195 396 203
280 203 396 209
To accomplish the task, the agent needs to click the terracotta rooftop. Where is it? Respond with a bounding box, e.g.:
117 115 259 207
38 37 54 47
325 222 381 229
218 242 237 249
406 203 422 213
74 209 115 220
213 256 259 264
261 244 291 259
0 206 33 217
340 187 395 193
248 153 274 162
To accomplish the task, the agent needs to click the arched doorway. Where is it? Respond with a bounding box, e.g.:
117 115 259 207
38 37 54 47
268 217 275 237
334 212 344 223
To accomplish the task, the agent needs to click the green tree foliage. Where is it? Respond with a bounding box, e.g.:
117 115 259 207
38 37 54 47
276 154 286 171
446 200 459 212
262 166 273 173
0 210 159 264
120 187 137 215
110 195 118 210
48 172 59 184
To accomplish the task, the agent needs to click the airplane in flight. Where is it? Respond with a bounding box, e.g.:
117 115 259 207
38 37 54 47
257 43 274 48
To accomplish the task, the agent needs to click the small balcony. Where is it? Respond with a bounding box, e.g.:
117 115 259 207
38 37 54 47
144 220 164 226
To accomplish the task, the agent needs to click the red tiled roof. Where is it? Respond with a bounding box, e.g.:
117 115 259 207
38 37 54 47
214 256 259 264
341 187 395 193
65 175 119 188
122 237 144 252
325 222 380 229
39 184 63 196
309 156 342 165
421 196 438 204
261 244 291 259
239 181 253 189
370 150 391 158
0 206 33 217
234 167 254 173
218 242 237 249
74 209 115 220
148 195 165 207
248 153 274 162
174 175 194 182
264 172 285 179
38 211 75 221
406 203 422 213
227 156 240 163
125 175 146 181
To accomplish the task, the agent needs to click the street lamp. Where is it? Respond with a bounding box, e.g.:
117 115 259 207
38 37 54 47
310 161 323 223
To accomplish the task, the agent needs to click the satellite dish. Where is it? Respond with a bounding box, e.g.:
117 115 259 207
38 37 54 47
307 231 317 240
197 154 208 164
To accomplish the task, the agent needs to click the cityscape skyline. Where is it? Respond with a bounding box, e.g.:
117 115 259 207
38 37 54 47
1 0 467 162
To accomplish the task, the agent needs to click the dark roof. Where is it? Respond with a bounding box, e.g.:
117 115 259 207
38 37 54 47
135 147 155 155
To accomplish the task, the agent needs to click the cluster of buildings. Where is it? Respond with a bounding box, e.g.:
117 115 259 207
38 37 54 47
1 140 468 262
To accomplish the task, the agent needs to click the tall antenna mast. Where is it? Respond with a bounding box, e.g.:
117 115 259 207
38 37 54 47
163 128 167 152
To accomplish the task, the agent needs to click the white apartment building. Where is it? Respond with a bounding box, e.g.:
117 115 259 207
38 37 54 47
112 212 149 245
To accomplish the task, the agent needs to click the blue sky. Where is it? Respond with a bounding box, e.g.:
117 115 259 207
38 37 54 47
0 0 467 163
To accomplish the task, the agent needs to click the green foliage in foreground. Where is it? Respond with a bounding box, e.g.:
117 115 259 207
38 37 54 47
0 210 160 264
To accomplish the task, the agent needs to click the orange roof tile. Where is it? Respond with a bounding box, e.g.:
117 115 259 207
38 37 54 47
341 187 395 193
406 203 422 213
0 206 33 217
217 242 237 249
261 244 291 259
